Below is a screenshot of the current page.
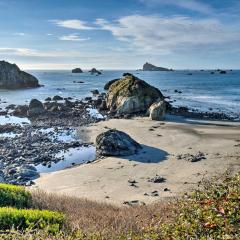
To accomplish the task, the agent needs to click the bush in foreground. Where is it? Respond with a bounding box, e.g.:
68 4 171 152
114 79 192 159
156 172 240 239
0 183 31 208
0 207 65 233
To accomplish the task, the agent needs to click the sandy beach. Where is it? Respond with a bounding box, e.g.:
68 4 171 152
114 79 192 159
33 116 240 205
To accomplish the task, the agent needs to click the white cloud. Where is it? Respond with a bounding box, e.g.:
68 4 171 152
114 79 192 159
52 19 94 30
59 33 90 41
139 0 214 14
96 15 240 54
14 32 26 36
0 48 62 57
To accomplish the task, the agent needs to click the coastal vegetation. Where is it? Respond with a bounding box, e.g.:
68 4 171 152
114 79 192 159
0 171 238 239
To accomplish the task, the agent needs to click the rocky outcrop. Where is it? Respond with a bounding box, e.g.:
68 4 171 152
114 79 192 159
0 60 40 89
72 68 83 73
28 99 44 117
89 68 102 75
143 62 171 71
149 101 166 121
106 74 163 114
96 129 142 156
104 78 120 90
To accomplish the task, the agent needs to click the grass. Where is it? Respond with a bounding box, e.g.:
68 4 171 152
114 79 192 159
0 183 31 208
0 171 239 239
30 190 173 238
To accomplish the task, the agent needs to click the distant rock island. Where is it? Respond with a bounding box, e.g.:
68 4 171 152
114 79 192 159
142 62 172 71
89 68 102 75
72 68 83 73
0 60 40 89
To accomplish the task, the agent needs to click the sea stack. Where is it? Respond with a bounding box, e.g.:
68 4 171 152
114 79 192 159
0 60 40 89
72 68 83 73
106 73 163 114
89 68 102 75
143 62 171 71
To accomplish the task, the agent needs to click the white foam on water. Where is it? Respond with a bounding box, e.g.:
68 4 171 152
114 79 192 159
35 146 96 173
87 108 105 119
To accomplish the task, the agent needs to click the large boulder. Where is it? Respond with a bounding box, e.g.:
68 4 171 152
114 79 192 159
0 60 40 89
28 99 44 116
106 74 163 114
149 101 166 121
143 62 171 71
96 129 142 156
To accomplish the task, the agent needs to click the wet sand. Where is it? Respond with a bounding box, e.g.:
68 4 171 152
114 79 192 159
33 116 240 205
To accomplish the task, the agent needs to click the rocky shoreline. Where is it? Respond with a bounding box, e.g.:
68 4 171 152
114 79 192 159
0 73 237 186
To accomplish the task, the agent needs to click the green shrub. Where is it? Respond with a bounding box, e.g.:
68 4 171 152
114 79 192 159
0 207 65 232
0 184 31 208
157 172 240 240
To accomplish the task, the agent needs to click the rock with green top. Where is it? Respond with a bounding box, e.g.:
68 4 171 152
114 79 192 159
106 74 163 114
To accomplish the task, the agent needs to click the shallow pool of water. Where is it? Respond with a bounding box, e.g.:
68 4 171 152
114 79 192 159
35 146 96 173
39 128 77 143
0 115 30 125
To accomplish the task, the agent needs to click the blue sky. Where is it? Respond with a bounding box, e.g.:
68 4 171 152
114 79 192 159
0 0 240 69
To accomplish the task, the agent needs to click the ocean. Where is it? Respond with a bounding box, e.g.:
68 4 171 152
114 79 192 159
0 70 240 120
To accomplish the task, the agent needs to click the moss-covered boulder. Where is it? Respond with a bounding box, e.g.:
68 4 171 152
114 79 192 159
106 74 163 114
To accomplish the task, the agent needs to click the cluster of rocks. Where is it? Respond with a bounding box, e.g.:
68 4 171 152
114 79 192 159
10 94 108 128
0 124 89 185
71 67 102 75
177 152 206 162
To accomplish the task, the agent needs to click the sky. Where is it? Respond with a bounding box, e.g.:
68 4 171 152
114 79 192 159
0 0 240 70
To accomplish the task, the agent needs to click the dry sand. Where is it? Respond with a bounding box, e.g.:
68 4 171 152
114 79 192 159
34 116 240 205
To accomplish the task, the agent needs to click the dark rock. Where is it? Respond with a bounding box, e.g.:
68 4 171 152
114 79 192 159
142 62 171 71
148 175 166 183
0 60 40 89
220 70 226 74
73 81 84 83
104 78 120 90
53 95 63 101
89 68 101 75
45 97 51 101
177 152 206 162
91 89 99 95
85 97 92 101
122 73 133 77
12 105 29 117
17 165 39 180
99 100 107 111
28 99 44 116
96 129 142 156
72 68 83 73
64 99 73 108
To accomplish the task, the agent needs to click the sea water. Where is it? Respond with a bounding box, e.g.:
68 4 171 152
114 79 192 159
0 70 239 119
